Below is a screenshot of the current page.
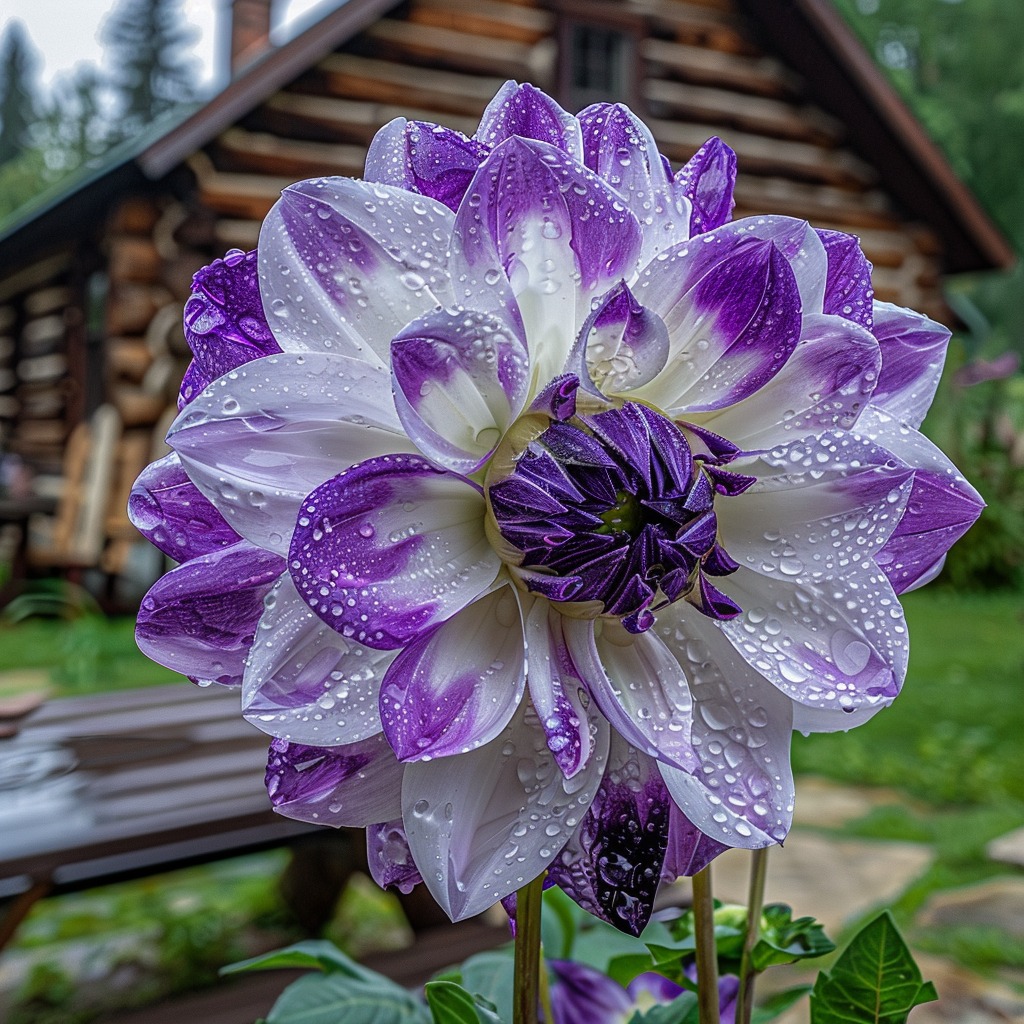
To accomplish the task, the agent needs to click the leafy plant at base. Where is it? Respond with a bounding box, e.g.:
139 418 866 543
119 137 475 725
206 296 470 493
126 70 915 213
810 912 937 1024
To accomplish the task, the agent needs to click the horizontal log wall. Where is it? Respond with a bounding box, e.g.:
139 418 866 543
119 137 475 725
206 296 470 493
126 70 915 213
0 0 953 583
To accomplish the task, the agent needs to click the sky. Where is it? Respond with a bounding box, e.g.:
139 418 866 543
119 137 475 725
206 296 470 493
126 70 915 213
4 0 336 91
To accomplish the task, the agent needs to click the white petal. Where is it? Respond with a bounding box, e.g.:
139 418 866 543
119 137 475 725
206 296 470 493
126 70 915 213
242 575 393 745
564 616 699 774
656 608 794 848
259 177 454 364
718 565 908 713
402 700 609 920
169 353 416 553
719 431 913 584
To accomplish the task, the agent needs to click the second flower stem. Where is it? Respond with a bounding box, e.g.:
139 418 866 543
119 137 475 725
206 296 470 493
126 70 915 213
736 847 770 1024
692 864 720 1024
513 873 545 1024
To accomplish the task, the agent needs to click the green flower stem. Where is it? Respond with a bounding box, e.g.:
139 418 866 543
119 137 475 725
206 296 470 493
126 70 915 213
513 873 545 1024
692 864 720 1024
736 847 770 1024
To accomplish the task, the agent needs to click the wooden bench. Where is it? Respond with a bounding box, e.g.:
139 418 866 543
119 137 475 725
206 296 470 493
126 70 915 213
0 684 318 949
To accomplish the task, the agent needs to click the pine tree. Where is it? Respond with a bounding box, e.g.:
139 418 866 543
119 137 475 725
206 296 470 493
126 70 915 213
101 0 200 139
0 21 39 166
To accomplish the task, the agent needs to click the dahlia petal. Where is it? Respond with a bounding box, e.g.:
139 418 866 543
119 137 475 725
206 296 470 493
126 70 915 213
877 468 986 594
718 565 908 715
266 733 403 827
717 431 914 584
180 248 281 403
578 103 691 263
402 700 609 921
530 373 580 420
289 455 500 649
661 801 728 880
732 215 828 313
856 406 984 591
564 617 698 773
870 301 950 428
367 818 423 894
546 736 670 936
696 313 881 448
128 451 241 563
450 137 642 389
178 360 208 409
570 281 670 396
632 231 802 413
549 960 634 1024
136 542 285 686
365 117 489 212
656 608 795 848
259 177 453 364
391 306 529 472
523 598 593 778
380 585 526 761
817 229 873 328
242 574 393 745
676 136 737 235
475 81 583 161
169 353 415 553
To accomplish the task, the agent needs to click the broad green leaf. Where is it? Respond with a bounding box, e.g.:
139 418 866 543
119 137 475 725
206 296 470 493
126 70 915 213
425 980 503 1024
810 912 937 1024
460 950 515 1023
266 972 429 1024
627 992 700 1023
542 886 584 960
223 940 381 982
752 985 812 1023
426 982 478 1024
606 951 657 987
752 905 835 970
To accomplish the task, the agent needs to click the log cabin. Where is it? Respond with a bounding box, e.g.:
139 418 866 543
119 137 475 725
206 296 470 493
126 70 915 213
0 0 1013 594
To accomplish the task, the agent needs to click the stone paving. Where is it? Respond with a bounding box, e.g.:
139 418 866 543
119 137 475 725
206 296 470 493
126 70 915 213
664 778 1024 1023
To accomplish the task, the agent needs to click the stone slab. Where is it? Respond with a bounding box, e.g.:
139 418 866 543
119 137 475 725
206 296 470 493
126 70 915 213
919 877 1024 938
709 830 932 935
987 825 1024 869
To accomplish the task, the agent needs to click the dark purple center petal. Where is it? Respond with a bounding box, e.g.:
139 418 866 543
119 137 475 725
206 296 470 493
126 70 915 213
488 400 742 631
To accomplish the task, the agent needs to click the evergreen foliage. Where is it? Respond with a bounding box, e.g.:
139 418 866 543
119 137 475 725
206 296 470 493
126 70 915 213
0 21 39 166
100 0 200 140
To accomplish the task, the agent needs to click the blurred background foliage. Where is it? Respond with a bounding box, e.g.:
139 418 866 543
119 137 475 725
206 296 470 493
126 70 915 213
834 0 1024 591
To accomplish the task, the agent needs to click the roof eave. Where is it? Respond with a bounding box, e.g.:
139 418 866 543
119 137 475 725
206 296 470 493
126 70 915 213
139 0 406 180
739 0 1015 274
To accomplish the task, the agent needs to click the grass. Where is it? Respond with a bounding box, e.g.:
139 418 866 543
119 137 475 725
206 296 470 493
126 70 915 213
0 614 180 697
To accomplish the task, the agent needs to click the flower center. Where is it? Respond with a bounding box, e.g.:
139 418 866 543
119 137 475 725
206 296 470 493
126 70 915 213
485 399 747 632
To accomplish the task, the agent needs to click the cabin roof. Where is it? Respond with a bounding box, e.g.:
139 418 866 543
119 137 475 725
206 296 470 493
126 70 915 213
0 0 1012 276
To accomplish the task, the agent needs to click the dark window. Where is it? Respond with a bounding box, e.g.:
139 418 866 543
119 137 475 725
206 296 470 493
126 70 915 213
566 23 631 109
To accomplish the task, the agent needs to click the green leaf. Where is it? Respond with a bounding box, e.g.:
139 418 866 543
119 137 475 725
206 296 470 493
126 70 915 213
810 912 938 1024
542 886 583 960
627 992 700 1023
222 940 381 982
605 951 657 987
426 982 478 1024
425 980 503 1024
459 950 515 1023
266 971 429 1024
751 985 812 1023
752 905 836 970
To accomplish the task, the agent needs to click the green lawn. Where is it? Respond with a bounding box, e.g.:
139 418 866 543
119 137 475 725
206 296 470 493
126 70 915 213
0 613 181 697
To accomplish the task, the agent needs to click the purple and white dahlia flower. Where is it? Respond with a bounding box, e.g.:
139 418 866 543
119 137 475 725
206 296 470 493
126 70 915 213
132 82 982 934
